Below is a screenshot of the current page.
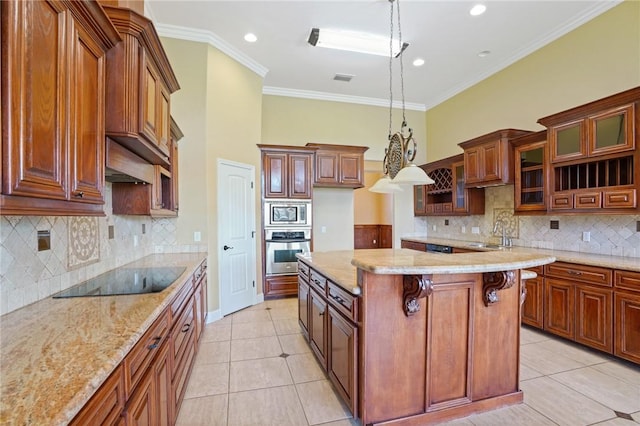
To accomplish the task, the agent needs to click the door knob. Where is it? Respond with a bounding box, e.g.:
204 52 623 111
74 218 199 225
223 245 234 251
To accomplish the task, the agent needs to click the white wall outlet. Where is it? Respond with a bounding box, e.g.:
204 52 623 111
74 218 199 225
194 231 201 242
432 225 437 231
461 226 466 234
471 227 480 234
133 235 139 247
321 226 327 233
582 231 590 242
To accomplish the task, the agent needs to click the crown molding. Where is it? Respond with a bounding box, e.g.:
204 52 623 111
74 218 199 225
263 86 427 112
154 23 269 78
424 0 623 110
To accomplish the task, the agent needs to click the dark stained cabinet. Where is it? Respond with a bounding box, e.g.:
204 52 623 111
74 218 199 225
298 278 310 338
614 270 640 364
354 224 392 249
258 145 315 199
306 143 368 189
1 0 120 216
512 131 548 214
522 267 544 329
328 306 358 414
309 287 328 369
544 278 575 340
575 286 612 353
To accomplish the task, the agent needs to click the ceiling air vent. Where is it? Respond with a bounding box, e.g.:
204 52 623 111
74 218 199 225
333 73 354 82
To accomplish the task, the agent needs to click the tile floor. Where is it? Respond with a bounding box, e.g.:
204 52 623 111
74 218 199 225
176 297 640 426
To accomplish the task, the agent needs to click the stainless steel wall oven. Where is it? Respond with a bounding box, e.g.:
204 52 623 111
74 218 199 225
265 229 311 275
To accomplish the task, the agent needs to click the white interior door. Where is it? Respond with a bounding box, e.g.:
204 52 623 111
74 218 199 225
218 159 256 316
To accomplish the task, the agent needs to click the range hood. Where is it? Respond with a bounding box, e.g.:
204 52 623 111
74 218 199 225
105 138 154 184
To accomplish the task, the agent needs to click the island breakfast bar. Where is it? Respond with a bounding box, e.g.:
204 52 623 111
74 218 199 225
297 249 556 426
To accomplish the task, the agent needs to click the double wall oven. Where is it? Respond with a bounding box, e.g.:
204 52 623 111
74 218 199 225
264 200 311 275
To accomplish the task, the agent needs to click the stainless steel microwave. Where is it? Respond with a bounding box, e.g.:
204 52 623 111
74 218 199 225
264 200 311 227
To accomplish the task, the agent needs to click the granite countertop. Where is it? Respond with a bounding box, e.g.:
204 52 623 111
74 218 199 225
402 236 640 273
0 252 207 426
298 249 555 292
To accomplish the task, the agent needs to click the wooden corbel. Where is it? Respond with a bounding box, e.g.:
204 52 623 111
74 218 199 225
482 270 516 306
403 275 433 316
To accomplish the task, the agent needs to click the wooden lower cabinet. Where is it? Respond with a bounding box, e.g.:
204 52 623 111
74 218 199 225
522 275 544 329
309 287 328 369
328 306 357 414
154 341 172 426
298 278 310 339
124 369 156 425
575 286 612 353
615 291 640 364
544 278 576 340
264 274 298 298
70 365 126 426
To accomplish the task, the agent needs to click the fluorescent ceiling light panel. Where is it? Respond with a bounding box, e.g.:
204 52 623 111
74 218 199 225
308 28 408 57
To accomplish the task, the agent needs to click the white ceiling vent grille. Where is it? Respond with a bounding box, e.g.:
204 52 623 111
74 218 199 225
333 73 354 82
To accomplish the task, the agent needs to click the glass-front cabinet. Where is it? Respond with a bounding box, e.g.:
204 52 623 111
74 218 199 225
513 132 547 213
452 161 467 212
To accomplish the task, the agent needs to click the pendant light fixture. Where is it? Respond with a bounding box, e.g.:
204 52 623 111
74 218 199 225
370 0 434 193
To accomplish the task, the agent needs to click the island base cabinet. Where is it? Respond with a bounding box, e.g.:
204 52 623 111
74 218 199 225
298 279 310 339
328 306 357 415
309 287 328 369
615 291 640 364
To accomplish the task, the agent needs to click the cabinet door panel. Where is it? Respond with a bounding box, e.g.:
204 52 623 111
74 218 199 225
463 149 481 183
157 87 171 156
124 371 156 426
544 279 574 339
315 152 339 185
69 21 105 203
263 153 287 198
289 154 312 198
522 276 544 329
328 307 357 414
309 288 327 369
339 154 362 186
481 142 500 181
575 286 612 353
614 292 640 364
141 58 158 144
298 279 310 338
2 0 68 199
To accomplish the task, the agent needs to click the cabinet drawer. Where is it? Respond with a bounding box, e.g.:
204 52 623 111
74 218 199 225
604 189 636 208
425 204 434 214
615 270 640 293
551 193 573 209
310 269 327 294
527 265 544 276
298 261 310 282
171 277 193 318
171 297 195 378
123 309 170 398
328 281 358 322
545 262 612 287
575 192 602 208
400 240 426 252
441 203 453 212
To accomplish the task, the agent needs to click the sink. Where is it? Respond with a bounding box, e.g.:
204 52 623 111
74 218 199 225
466 242 507 250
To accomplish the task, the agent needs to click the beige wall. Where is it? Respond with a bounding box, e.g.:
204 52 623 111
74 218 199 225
354 170 393 225
426 0 640 162
162 38 264 312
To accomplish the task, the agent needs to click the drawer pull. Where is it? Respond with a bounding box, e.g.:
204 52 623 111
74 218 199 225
567 270 582 276
314 279 322 286
181 323 191 333
147 336 162 350
319 311 325 316
331 294 345 304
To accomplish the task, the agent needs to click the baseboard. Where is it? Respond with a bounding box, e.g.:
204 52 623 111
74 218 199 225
205 309 222 324
255 293 264 304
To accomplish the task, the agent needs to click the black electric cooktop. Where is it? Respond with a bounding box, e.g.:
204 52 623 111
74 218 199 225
52 266 186 298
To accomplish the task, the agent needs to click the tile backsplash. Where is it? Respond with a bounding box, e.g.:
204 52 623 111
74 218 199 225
0 183 203 316
414 185 640 258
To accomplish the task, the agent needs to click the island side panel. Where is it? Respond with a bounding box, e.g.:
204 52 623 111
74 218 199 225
472 270 521 400
359 270 427 424
426 276 475 410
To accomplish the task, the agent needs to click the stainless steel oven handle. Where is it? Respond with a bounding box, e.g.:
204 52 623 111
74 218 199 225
265 239 311 243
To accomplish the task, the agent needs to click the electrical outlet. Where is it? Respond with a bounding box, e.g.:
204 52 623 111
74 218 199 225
637 221 640 232
582 231 590 242
461 226 466 234
471 227 480 234
133 235 139 247
550 220 559 230
37 230 51 251
194 231 201 242
142 223 146 234
321 226 327 233
432 225 437 231
108 225 114 240
444 219 449 226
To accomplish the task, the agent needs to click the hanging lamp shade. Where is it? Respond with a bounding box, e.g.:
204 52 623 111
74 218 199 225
393 163 435 185
369 175 403 193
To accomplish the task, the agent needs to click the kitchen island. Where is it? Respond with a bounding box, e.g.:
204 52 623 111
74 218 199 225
297 249 555 426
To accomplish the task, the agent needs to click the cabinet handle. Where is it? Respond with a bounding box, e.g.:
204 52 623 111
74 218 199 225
181 323 191 333
314 279 322 286
331 294 345 304
567 270 582 276
319 311 325 316
147 336 162 350
73 191 84 198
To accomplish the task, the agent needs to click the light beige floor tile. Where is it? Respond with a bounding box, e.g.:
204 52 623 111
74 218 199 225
195 340 231 365
266 298 298 309
520 363 544 381
437 418 476 426
269 306 299 321
176 394 228 426
535 338 609 365
287 353 326 383
184 362 229 399
228 385 308 426
211 315 233 326
231 321 276 339
201 324 231 342
274 318 303 335
279 333 312 355
463 403 556 425
551 366 640 413
229 357 293 392
520 327 551 345
317 419 361 426
231 308 272 324
520 376 614 425
592 361 640 385
296 380 351 425
592 418 639 425
520 341 588 375
632 411 640 422
230 336 283 361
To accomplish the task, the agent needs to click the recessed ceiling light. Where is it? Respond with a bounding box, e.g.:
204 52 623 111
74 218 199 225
470 4 487 16
412 58 425 67
478 50 491 57
244 33 257 43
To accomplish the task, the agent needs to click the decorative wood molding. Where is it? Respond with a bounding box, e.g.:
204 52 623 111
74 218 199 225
482 271 517 306
403 275 433 316
520 285 528 306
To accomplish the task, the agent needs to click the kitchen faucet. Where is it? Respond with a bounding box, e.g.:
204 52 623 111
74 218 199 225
492 219 512 247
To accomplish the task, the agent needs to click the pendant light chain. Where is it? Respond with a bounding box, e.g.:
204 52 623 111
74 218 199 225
388 0 394 141
397 0 407 129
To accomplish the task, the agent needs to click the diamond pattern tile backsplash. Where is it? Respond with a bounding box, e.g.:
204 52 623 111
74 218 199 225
0 183 197 316
414 185 640 258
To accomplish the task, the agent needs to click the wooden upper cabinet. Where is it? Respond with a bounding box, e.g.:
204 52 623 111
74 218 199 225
258 145 315 199
512 131 548 214
306 143 369 189
102 6 180 167
459 129 531 187
0 0 120 216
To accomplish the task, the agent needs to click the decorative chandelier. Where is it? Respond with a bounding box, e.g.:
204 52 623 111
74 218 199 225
370 0 434 194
